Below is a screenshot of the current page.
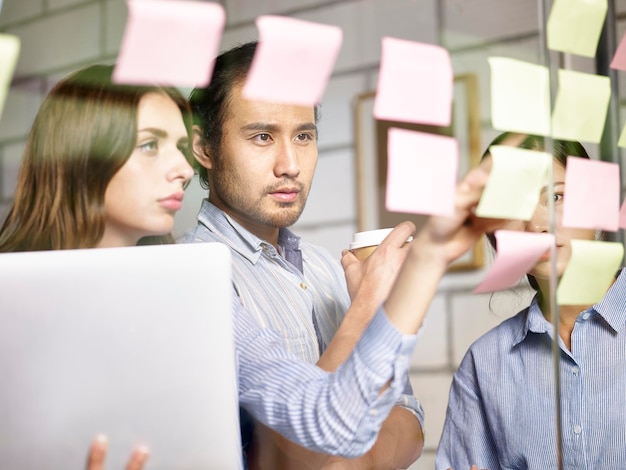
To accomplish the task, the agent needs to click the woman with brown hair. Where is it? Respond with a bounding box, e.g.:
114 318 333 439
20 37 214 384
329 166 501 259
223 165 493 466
0 64 194 252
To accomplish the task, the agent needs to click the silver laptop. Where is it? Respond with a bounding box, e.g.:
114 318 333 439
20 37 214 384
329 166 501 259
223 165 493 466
0 243 241 469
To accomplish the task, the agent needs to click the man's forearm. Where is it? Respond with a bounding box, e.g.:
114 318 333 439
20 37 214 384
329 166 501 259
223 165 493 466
322 407 423 470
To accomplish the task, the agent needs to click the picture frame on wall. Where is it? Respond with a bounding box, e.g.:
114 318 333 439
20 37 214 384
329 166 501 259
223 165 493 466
353 73 484 272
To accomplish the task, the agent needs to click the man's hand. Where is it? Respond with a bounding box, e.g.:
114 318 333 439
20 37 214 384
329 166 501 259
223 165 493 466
86 435 149 470
342 221 415 303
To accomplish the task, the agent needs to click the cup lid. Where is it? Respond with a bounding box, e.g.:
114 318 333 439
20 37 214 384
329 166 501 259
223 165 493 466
350 228 394 250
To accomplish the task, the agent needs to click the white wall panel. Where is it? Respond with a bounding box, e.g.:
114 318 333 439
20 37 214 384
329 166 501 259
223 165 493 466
411 294 448 369
318 73 368 150
1 141 24 199
10 4 101 76
0 0 44 28
297 147 356 225
0 86 43 141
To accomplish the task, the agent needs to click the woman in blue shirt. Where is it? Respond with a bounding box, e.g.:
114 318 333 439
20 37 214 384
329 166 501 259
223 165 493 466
436 132 623 470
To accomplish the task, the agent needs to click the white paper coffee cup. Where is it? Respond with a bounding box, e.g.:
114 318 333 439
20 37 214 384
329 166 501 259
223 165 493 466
350 228 394 261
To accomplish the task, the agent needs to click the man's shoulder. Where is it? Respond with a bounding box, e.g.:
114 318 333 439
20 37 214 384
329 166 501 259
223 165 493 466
177 221 222 244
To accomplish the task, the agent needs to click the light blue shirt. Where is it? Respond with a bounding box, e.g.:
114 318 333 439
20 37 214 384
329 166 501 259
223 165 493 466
436 270 626 470
179 200 349 362
235 296 417 456
179 200 424 426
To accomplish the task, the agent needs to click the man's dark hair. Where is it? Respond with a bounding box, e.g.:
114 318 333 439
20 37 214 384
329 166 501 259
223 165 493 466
189 41 321 189
189 42 258 189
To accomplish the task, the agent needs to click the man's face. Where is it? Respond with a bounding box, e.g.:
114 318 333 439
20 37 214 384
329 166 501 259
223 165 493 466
207 83 318 238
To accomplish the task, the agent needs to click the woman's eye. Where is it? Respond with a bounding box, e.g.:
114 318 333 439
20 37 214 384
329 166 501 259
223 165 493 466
554 193 564 203
138 140 158 153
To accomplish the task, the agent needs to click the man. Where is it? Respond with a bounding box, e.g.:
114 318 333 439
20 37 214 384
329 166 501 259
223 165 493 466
180 41 424 469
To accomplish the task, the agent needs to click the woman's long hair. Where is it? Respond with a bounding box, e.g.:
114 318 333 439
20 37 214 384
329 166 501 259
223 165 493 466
0 64 193 252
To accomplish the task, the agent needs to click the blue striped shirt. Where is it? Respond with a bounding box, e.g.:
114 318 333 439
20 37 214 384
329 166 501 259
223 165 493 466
436 270 626 470
179 200 350 363
235 296 417 456
179 200 423 425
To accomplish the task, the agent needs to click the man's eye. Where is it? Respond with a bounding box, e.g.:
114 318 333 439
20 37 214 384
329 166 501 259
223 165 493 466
253 133 271 142
295 133 314 142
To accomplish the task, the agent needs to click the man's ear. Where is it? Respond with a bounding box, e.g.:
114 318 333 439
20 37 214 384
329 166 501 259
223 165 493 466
192 125 213 170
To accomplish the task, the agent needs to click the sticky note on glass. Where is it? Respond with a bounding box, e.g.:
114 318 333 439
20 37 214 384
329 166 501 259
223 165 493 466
562 157 620 232
0 34 20 119
475 146 551 220
114 0 225 87
610 32 626 70
557 240 623 305
488 57 551 136
617 122 626 148
618 199 626 229
474 231 555 294
385 128 458 216
547 0 607 58
551 69 610 143
241 16 342 106
373 37 452 126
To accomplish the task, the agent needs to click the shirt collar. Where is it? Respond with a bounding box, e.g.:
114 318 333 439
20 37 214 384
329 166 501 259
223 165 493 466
512 268 626 346
510 296 548 346
197 200 301 265
591 268 626 333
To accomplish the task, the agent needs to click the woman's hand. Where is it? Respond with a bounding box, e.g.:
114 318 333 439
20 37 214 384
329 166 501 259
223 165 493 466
86 435 149 470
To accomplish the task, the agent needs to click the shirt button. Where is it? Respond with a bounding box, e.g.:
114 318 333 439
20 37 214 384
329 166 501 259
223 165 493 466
369 409 378 416
573 425 582 434
581 312 591 320
572 366 580 375
300 282 307 290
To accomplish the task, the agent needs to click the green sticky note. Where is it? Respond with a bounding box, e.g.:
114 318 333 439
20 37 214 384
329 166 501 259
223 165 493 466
547 0 607 58
557 240 624 305
488 57 551 136
551 69 610 143
0 34 20 119
475 146 551 220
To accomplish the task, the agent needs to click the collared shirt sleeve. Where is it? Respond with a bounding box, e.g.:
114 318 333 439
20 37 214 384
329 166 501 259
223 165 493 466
234 297 417 457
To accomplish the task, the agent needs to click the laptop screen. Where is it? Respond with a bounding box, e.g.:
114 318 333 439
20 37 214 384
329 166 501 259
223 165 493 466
0 243 241 469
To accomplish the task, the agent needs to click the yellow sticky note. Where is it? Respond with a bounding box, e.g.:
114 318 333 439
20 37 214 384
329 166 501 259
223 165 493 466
557 240 624 305
0 34 20 119
547 0 607 58
617 122 626 148
551 69 610 143
488 57 551 136
475 146 551 220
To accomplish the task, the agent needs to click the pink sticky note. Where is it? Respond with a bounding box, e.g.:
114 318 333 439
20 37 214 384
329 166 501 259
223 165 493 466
113 0 225 87
385 128 458 216
374 37 453 126
562 156 620 231
611 31 626 70
619 200 626 229
474 231 555 294
241 16 342 106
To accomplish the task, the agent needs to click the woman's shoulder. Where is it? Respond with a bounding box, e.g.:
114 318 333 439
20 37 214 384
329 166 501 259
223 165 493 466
468 306 530 353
